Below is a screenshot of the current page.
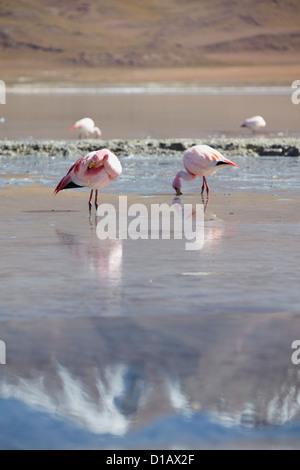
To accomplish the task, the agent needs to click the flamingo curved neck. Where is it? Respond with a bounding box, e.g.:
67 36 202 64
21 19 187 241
179 170 195 181
172 170 196 191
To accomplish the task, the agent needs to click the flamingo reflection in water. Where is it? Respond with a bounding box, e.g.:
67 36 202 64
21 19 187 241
172 195 226 252
55 227 123 288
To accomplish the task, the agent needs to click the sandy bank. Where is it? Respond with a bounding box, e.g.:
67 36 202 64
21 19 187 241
0 137 299 158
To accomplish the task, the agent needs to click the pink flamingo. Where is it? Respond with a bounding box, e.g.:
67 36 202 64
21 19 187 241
54 148 122 213
240 115 266 133
172 144 238 196
72 117 102 139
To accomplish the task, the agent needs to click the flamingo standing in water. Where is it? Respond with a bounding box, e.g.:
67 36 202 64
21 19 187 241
172 144 238 196
72 117 102 139
240 115 266 133
54 148 122 213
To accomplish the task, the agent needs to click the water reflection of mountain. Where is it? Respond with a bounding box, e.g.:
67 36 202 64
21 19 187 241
1 313 300 439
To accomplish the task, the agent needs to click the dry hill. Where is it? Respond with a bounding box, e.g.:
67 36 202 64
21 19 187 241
0 0 300 84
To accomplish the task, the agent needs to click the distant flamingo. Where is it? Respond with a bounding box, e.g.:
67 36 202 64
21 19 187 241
172 144 238 196
72 117 102 139
240 115 266 133
54 148 122 213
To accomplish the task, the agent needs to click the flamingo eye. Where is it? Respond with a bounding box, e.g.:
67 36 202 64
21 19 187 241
88 162 95 169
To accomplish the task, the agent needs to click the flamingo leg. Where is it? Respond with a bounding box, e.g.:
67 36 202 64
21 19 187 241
88 190 94 213
204 177 210 196
201 194 209 212
201 177 210 196
95 190 99 211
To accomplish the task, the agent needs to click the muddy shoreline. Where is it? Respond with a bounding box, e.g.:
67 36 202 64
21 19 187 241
0 137 300 157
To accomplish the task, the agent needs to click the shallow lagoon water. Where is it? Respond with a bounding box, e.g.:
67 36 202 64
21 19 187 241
0 149 300 449
1 89 299 140
1 152 300 194
1 88 300 449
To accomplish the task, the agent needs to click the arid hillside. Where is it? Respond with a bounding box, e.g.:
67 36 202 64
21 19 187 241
1 0 300 84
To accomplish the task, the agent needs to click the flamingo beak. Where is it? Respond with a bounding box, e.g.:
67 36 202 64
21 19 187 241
175 188 182 196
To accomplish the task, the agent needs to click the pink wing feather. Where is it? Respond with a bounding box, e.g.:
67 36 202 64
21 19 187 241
54 155 86 194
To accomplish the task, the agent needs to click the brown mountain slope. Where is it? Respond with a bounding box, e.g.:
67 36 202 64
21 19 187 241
0 0 300 84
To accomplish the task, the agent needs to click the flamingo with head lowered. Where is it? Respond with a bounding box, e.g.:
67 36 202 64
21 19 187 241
240 115 266 133
72 117 102 139
172 144 238 196
54 148 122 213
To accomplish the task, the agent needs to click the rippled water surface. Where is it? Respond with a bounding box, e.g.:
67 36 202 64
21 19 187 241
0 151 299 194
